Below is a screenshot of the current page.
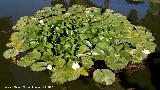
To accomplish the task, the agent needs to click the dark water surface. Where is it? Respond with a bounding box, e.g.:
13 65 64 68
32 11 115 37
0 0 160 90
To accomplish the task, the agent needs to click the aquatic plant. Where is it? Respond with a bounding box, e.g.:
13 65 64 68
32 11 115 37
3 4 156 85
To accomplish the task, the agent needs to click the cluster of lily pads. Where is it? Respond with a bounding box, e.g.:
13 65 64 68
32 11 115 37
3 4 156 85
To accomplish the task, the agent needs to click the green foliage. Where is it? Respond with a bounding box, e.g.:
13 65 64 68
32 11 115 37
51 67 81 83
3 49 19 59
30 62 47 71
17 49 41 67
81 56 94 68
93 69 115 85
3 4 156 85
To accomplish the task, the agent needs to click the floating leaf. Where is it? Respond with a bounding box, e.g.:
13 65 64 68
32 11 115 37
80 67 89 76
106 57 129 70
29 41 38 48
51 67 80 84
3 49 19 59
77 45 90 54
17 60 35 67
41 51 53 61
30 62 47 72
93 69 116 85
54 57 66 68
27 50 41 59
81 56 94 68
91 48 106 60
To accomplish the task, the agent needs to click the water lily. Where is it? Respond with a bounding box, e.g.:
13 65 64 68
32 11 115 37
85 11 90 13
142 49 151 55
72 62 80 70
39 20 44 24
129 49 137 55
65 13 70 15
51 24 54 28
47 65 52 70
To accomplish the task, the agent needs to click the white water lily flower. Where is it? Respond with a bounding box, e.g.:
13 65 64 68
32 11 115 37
142 49 151 54
91 51 99 55
129 49 137 55
86 40 92 47
47 65 52 70
72 62 80 70
51 24 54 28
99 36 104 40
39 20 44 24
85 11 90 13
65 13 70 15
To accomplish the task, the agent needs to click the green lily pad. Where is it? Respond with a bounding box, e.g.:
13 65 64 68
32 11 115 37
93 69 116 85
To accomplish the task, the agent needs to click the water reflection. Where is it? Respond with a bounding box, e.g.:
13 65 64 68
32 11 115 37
148 2 160 15
109 0 149 19
51 0 109 8
128 9 139 24
124 2 160 90
126 0 146 4
51 0 149 19
0 0 52 23
51 0 97 8
139 3 160 90
138 2 160 50
0 16 15 89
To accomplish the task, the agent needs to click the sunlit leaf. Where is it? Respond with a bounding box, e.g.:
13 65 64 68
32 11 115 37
81 56 94 68
17 60 35 67
30 62 47 72
93 69 116 85
51 67 80 84
3 49 19 59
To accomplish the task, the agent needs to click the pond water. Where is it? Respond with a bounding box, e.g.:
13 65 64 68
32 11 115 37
0 0 160 90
